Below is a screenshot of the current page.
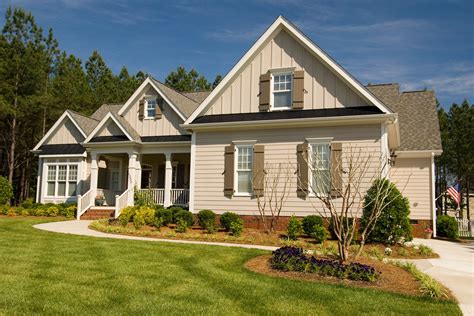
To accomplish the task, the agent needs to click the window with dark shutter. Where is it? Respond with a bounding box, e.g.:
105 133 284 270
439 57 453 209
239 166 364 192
253 145 265 197
138 98 145 121
259 73 271 111
330 142 343 197
223 144 235 197
155 98 163 120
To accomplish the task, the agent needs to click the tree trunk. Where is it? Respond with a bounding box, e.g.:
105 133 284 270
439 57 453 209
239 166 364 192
8 100 17 185
466 176 470 220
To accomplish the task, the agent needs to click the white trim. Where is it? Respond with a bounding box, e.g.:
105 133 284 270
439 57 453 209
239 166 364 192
117 77 187 121
39 153 87 158
307 141 331 196
83 112 134 143
189 132 196 212
144 96 157 120
43 161 81 199
36 157 42 203
33 111 88 151
305 137 333 144
381 123 389 178
270 71 293 111
185 16 392 124
234 144 254 196
232 140 257 145
431 152 437 237
395 150 443 158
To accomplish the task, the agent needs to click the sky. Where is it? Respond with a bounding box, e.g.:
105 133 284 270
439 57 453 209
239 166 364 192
1 0 473 108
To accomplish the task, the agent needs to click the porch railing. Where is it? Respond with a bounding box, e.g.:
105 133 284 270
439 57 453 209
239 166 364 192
77 189 94 220
115 188 134 218
136 189 165 206
171 189 189 206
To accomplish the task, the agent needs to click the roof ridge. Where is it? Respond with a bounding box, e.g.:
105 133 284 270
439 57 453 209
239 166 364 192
67 109 100 122
151 77 199 104
402 90 433 94
366 83 399 87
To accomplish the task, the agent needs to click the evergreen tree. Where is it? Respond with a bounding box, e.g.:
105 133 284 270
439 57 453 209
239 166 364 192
165 66 211 92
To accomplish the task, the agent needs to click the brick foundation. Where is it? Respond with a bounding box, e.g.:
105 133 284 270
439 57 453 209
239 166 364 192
221 215 433 239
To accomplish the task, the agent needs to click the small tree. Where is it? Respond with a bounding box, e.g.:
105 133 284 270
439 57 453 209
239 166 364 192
0 176 14 205
254 162 293 233
301 145 401 262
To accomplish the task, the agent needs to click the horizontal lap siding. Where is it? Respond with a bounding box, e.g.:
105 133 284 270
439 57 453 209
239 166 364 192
194 124 381 216
390 157 432 220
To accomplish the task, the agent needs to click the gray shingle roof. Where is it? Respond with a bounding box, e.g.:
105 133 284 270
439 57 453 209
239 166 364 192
90 103 123 121
182 91 211 104
67 110 98 135
109 111 141 141
367 83 442 152
151 78 200 117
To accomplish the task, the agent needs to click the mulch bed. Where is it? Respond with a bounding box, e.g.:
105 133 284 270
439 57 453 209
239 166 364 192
245 255 424 297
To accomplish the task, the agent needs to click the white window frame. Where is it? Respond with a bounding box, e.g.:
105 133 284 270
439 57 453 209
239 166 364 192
307 138 333 196
144 96 157 119
270 71 293 111
44 161 81 198
233 141 256 196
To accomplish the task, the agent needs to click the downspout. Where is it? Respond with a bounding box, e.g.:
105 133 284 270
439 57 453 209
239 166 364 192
431 152 437 237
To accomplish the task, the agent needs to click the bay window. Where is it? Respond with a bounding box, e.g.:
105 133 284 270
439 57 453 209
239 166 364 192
46 164 79 197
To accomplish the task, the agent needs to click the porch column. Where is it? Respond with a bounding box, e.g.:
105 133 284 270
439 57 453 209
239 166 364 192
135 154 142 190
164 152 173 207
128 153 138 204
36 157 42 203
90 153 98 199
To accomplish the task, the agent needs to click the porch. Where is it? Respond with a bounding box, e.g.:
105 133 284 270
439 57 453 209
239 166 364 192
77 150 190 219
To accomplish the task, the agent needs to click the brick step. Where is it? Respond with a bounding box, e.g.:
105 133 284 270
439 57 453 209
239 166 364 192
80 207 115 220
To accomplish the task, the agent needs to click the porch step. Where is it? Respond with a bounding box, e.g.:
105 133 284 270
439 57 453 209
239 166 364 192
81 207 115 220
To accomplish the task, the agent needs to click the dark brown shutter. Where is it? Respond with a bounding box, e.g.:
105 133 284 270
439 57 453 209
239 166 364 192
138 98 145 121
155 99 163 120
296 143 309 198
223 144 235 197
292 70 304 109
330 142 343 197
259 73 271 111
253 145 265 197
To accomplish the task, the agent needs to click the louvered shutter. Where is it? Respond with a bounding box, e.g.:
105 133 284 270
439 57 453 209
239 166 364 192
292 70 304 109
296 143 309 198
330 142 343 197
155 98 163 119
138 98 145 121
259 73 271 111
253 145 265 197
223 145 235 197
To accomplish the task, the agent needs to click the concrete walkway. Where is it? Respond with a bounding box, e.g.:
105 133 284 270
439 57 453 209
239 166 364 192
33 220 278 251
407 238 474 316
34 221 473 315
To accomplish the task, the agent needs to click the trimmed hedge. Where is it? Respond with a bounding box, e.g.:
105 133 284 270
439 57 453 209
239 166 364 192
174 209 194 227
302 215 324 236
220 212 240 231
198 210 217 233
437 215 458 239
1 202 76 218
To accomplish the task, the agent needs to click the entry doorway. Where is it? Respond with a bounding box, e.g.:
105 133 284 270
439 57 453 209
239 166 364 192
141 164 152 188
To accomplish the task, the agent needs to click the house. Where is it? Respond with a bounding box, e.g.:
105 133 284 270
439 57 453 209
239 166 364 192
32 16 442 237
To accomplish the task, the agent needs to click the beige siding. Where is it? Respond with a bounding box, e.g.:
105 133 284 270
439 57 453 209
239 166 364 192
390 157 432 220
45 118 84 145
96 120 125 137
205 29 369 115
122 85 186 136
193 124 381 216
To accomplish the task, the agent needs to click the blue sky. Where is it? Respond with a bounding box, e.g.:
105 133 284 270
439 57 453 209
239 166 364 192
1 0 473 107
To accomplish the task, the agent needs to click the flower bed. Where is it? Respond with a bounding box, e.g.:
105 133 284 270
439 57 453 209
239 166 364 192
271 246 380 282
0 202 76 218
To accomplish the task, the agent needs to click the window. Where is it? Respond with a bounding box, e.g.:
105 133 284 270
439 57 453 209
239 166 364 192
272 73 292 109
311 143 330 194
45 164 79 197
236 146 253 194
145 98 157 118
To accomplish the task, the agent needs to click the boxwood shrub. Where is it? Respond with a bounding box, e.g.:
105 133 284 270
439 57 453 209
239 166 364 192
198 210 217 233
360 179 412 244
174 209 194 227
436 215 458 239
220 212 240 231
155 207 173 226
302 215 324 236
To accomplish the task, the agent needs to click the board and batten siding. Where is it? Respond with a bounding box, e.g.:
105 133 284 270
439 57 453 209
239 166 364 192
44 117 84 145
122 85 186 136
390 157 432 220
193 124 381 216
96 120 125 137
205 29 369 116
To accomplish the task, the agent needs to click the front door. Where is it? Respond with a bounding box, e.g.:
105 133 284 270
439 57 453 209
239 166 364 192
141 169 152 188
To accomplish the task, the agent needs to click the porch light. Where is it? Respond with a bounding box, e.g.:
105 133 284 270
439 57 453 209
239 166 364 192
98 160 107 169
388 151 397 166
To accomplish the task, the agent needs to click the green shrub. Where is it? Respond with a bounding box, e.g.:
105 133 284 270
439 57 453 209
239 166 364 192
118 206 137 227
302 215 324 236
155 208 173 226
287 215 302 240
20 198 34 209
45 206 60 217
175 218 188 233
229 218 244 237
168 206 185 223
20 208 30 216
311 225 328 244
1 205 9 215
60 205 76 218
133 213 146 229
360 179 412 245
198 210 216 233
0 176 13 205
136 207 156 226
174 209 194 227
220 212 240 231
436 215 458 239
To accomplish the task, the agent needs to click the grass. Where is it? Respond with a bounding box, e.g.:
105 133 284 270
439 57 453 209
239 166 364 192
0 217 461 315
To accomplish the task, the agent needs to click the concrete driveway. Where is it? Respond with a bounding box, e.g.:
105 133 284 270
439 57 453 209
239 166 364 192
411 238 474 316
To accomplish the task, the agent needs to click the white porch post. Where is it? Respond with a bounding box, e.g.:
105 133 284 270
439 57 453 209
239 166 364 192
135 154 142 190
128 152 137 204
36 157 42 203
90 153 99 200
164 152 173 207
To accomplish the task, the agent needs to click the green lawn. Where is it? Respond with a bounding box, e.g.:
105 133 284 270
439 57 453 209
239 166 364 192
0 217 461 315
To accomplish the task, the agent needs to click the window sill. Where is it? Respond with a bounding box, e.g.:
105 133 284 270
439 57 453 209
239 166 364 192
144 117 155 120
233 193 253 197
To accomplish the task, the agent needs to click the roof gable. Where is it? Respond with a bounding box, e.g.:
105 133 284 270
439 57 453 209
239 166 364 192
84 112 138 143
185 16 392 124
